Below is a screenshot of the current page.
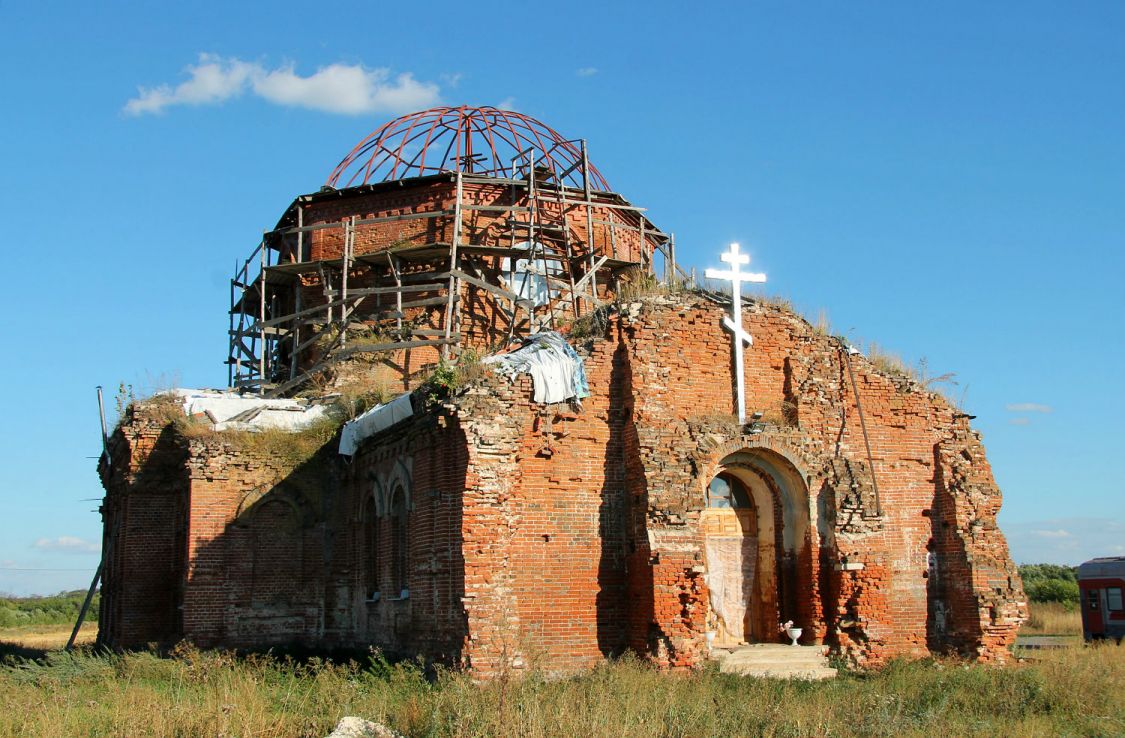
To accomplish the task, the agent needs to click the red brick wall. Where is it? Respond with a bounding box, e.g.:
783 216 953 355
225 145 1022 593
98 405 188 648
102 293 1024 671
268 179 661 391
299 180 651 267
586 296 1025 666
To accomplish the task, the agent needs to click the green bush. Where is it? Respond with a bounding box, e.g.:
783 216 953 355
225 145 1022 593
1027 579 1080 605
1019 564 1080 605
0 591 98 628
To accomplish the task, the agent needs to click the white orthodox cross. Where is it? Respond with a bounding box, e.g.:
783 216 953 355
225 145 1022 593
705 243 767 424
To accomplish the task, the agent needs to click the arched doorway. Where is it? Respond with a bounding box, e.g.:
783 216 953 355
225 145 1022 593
702 449 811 646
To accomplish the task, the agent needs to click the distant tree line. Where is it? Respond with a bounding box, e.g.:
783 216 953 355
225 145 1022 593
1019 564 1079 605
0 590 99 628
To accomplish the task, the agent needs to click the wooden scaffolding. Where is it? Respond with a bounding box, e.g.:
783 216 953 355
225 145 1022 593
228 144 685 397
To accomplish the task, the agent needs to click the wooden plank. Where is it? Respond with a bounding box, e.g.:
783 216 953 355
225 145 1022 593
340 217 353 347
264 220 342 240
290 277 302 381
266 257 346 276
444 172 463 359
402 271 450 283
294 322 342 356
258 240 267 387
331 338 456 360
267 209 454 239
354 209 453 226
448 268 525 305
229 326 286 337
554 198 647 211
389 252 402 334
582 138 599 304
263 295 358 327
462 204 530 213
401 295 455 309
573 255 609 292
324 282 444 299
460 174 525 186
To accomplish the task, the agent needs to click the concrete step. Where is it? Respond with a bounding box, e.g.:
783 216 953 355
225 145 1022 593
715 644 837 680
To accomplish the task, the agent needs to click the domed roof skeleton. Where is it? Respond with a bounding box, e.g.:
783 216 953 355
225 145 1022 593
228 106 681 396
327 106 611 191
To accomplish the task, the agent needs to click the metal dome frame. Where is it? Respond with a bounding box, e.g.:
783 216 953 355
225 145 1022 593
326 105 611 191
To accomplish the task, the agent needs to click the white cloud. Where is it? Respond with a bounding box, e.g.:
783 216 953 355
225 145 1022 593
441 72 463 88
1030 529 1071 539
1008 417 1031 426
1004 518 1124 565
124 54 256 115
576 67 598 77
496 96 518 111
31 536 100 554
125 54 440 116
1005 402 1052 413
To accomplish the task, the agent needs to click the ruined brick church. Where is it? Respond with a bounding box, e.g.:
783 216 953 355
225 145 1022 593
98 106 1026 675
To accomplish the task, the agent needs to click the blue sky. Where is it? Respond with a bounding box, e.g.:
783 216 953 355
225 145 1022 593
1 1 1122 595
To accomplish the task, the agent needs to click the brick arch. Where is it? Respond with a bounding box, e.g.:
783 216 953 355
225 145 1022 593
698 434 818 492
235 484 309 528
365 456 414 518
247 496 305 607
696 434 823 641
365 473 388 518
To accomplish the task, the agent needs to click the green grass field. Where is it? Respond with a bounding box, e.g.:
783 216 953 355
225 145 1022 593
0 640 1121 737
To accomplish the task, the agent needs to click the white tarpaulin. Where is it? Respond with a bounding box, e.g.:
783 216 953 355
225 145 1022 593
500 240 561 307
171 389 333 431
483 331 591 405
338 392 415 456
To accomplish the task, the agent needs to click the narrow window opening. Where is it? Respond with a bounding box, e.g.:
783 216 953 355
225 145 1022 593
390 486 409 598
363 496 379 601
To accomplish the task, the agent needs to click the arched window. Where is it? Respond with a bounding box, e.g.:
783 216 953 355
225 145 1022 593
249 498 302 607
363 496 379 600
390 485 409 597
707 472 752 509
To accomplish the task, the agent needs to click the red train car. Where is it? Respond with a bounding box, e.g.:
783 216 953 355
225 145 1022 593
1078 556 1125 642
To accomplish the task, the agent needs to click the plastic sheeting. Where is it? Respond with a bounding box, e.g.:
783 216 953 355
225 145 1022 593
500 240 561 307
338 392 415 456
171 389 333 431
484 331 591 405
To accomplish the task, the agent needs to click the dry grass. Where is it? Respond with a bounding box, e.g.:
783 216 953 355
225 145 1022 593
864 341 914 380
812 308 831 336
754 293 795 312
616 266 682 302
1 642 1123 737
1022 602 1083 637
0 624 95 650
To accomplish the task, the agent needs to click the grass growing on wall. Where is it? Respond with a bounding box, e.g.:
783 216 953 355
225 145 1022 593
1 642 1122 737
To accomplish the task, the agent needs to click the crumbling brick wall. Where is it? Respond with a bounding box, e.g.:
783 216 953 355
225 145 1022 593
580 294 1025 666
101 292 1024 671
99 402 190 647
